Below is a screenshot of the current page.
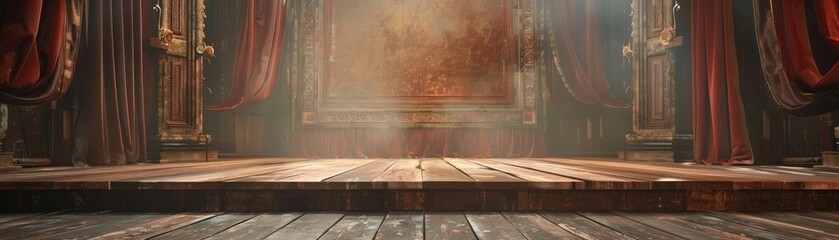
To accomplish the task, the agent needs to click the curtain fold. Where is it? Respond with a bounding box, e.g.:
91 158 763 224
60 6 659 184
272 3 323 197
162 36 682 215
0 0 78 104
753 0 839 116
71 0 149 166
692 0 754 165
816 0 839 52
774 0 839 90
548 0 629 109
292 128 545 159
208 0 286 111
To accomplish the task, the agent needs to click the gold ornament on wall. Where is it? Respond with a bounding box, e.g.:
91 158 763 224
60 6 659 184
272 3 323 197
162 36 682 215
659 26 674 46
622 45 635 57
196 42 214 57
159 28 174 44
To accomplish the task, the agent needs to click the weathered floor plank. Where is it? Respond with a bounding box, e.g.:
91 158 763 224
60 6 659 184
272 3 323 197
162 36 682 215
501 212 580 240
319 213 386 240
667 213 807 239
263 212 344 240
425 212 477 240
614 212 749 240
91 213 216 239
150 213 256 240
0 213 125 240
1 211 838 239
468 159 579 189
375 212 424 240
538 212 632 240
372 159 423 189
465 212 526 240
0 213 51 224
205 213 302 240
421 159 475 189
703 211 839 239
326 159 397 189
755 212 839 232
37 214 177 240
443 158 528 189
577 212 681 239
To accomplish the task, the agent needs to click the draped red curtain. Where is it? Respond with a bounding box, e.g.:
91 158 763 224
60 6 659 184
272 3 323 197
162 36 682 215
548 0 629 109
815 0 839 53
0 0 77 104
292 128 545 158
752 0 839 116
691 0 754 165
774 0 839 90
71 0 151 166
208 0 286 111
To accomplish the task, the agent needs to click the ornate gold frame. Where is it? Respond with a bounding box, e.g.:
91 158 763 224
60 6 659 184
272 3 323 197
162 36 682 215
293 0 541 128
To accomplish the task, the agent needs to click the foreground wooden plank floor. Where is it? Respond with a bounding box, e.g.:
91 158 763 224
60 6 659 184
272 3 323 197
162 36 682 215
2 211 838 239
1 158 838 211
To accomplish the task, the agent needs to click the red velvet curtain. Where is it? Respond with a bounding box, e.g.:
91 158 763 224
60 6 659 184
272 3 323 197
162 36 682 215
753 0 839 116
815 0 839 53
71 0 151 166
208 0 286 111
691 0 754 165
774 0 839 89
548 0 629 109
0 0 77 104
292 128 545 158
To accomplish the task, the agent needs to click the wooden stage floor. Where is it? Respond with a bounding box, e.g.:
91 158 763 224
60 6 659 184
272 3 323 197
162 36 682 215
1 158 838 212
3 211 839 239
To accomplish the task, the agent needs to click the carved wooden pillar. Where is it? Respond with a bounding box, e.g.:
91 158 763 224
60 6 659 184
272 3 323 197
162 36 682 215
817 127 839 172
624 0 689 162
150 0 217 162
0 104 16 171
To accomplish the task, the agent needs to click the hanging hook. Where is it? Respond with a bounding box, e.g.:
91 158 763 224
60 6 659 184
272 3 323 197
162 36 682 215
153 0 161 13
153 0 162 30
672 0 681 30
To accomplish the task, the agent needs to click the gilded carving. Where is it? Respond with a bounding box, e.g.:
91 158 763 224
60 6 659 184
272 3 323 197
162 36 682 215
301 0 317 111
156 0 210 143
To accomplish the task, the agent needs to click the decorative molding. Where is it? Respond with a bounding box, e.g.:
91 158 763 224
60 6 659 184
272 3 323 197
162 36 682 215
301 0 317 111
317 112 523 123
626 0 680 161
629 0 676 136
156 0 211 144
295 0 541 128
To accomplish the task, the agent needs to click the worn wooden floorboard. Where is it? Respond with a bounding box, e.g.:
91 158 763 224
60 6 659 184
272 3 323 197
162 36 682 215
614 212 748 240
263 212 344 240
501 212 580 240
150 213 256 240
703 211 839 239
424 212 477 240
2 211 839 239
465 212 527 240
468 159 579 189
372 159 423 189
319 213 385 240
374 212 424 240
443 158 528 189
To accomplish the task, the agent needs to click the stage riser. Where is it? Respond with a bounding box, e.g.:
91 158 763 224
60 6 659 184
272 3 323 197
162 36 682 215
1 190 836 212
